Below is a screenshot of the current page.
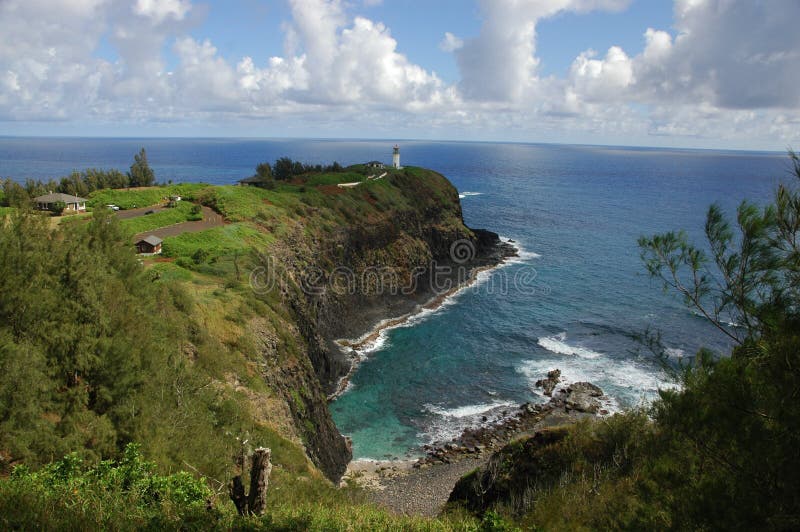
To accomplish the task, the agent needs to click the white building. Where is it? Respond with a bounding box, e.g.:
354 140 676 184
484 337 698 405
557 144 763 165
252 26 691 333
392 145 401 169
33 192 87 213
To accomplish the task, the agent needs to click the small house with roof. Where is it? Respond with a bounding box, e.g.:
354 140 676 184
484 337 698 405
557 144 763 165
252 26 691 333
135 235 163 255
238 175 273 188
33 192 87 213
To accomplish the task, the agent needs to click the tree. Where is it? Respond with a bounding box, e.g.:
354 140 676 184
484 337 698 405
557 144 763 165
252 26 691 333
60 171 89 198
128 148 155 187
273 157 294 181
1 179 29 208
636 151 800 528
255 162 272 180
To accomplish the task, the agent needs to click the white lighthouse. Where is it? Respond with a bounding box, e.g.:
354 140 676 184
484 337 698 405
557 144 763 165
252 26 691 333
392 145 401 169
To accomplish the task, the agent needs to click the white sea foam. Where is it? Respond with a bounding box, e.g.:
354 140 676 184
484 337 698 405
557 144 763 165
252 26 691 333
458 191 483 199
664 347 686 359
537 332 603 359
499 236 541 264
340 300 458 358
518 350 679 411
424 400 514 419
420 400 515 444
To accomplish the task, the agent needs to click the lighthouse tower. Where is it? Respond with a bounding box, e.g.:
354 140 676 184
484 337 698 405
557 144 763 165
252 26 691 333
392 145 401 169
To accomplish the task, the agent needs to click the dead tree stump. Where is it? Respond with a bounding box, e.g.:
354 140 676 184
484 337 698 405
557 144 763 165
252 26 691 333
248 448 272 515
228 446 272 516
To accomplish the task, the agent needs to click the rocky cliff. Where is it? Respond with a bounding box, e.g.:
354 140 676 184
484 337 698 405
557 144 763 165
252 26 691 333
242 167 515 482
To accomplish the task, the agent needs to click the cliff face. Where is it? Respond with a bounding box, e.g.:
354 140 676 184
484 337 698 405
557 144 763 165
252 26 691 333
253 168 512 481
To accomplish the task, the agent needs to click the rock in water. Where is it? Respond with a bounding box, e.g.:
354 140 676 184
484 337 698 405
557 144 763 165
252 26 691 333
563 382 603 413
535 368 562 396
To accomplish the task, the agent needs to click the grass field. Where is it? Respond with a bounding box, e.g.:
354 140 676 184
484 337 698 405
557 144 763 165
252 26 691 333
87 183 209 210
162 223 273 262
304 171 366 186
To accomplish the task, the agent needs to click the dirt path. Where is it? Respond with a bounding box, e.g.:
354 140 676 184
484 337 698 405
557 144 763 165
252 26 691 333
133 206 225 240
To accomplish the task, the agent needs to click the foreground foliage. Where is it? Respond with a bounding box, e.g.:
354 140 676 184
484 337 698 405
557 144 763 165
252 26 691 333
1 444 212 529
0 444 490 531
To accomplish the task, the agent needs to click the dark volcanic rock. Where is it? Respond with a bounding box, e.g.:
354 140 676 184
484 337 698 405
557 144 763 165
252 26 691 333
563 382 604 413
569 382 602 396
535 369 561 396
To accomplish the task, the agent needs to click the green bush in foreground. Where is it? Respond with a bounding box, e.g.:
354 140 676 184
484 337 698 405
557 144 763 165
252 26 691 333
0 443 213 530
0 443 491 531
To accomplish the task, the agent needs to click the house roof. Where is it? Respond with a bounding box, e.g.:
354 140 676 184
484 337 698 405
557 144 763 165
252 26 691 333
137 235 163 246
33 192 88 204
239 175 270 184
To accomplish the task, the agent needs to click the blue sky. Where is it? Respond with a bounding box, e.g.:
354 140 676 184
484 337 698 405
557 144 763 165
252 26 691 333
1 0 799 150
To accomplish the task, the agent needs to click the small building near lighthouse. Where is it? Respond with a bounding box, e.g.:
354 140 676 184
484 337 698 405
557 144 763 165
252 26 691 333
392 145 401 169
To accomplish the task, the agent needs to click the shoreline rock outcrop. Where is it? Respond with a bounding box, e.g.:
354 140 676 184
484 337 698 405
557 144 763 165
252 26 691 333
413 371 608 468
444 373 610 515
535 369 561 396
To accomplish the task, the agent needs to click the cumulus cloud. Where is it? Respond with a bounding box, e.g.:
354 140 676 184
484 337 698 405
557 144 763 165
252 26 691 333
0 0 798 149
245 0 450 109
569 46 634 102
567 0 800 109
453 0 630 101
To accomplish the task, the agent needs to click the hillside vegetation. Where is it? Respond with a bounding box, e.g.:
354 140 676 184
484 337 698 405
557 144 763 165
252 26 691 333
0 165 489 529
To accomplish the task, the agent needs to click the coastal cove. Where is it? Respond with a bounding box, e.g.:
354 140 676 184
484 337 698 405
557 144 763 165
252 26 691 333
2 138 786 463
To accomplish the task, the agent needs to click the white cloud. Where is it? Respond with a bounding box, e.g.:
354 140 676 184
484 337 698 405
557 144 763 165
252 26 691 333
257 0 449 109
0 0 798 149
567 0 800 110
173 38 239 106
569 46 634 101
440 32 463 52
133 0 191 24
452 0 630 101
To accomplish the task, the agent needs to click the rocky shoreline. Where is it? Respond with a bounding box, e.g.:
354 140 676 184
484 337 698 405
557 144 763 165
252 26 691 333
343 370 611 516
414 373 609 468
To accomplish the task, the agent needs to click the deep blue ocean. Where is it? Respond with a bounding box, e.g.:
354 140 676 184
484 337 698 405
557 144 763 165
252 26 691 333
1 137 787 460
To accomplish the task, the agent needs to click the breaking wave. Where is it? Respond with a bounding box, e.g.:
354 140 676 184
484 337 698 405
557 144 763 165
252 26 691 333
537 332 603 359
458 191 484 199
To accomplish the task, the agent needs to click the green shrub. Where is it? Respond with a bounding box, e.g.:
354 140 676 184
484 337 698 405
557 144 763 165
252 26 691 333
0 443 213 529
187 203 203 221
49 200 66 215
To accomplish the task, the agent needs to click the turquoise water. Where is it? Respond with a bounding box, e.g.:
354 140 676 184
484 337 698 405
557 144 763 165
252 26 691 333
327 143 786 460
1 137 787 460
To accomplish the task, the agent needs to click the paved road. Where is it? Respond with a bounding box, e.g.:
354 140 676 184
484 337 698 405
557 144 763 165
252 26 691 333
133 206 225 241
